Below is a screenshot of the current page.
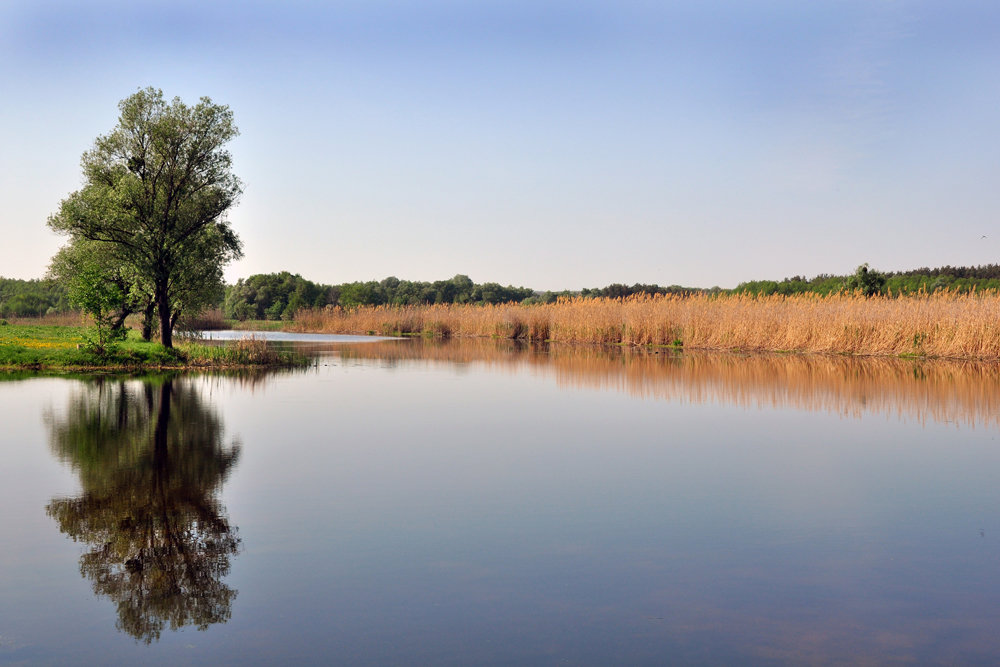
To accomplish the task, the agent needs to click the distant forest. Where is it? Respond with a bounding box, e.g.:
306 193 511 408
223 273 537 321
0 277 71 317
734 264 1000 296
5 264 1000 320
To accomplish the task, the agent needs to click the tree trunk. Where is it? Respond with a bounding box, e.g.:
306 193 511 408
142 302 155 341
157 283 173 348
111 311 130 333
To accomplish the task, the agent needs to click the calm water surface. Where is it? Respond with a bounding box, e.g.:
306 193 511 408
197 330 400 343
2 339 1000 664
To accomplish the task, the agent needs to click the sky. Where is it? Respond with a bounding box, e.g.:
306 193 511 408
1 0 998 290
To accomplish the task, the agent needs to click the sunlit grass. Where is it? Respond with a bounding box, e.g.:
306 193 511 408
0 324 304 369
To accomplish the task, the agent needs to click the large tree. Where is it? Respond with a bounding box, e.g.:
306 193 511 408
48 87 242 347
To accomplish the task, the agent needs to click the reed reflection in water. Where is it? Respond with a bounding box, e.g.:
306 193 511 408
45 377 241 643
333 337 1000 428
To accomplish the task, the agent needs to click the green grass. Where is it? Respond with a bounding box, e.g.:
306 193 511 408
0 324 306 370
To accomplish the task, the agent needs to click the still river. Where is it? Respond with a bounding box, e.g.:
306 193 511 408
2 334 1000 664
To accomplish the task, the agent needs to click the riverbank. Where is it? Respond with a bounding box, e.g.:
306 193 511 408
290 291 1000 361
0 324 305 370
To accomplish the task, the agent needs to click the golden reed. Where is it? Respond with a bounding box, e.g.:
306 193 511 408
293 291 1000 359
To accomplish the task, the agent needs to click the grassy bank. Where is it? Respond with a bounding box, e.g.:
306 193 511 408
0 324 305 370
292 291 1000 360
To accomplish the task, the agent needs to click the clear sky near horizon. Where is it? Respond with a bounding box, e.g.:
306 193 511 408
1 1 998 290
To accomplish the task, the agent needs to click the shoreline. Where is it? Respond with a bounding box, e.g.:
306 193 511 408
0 323 308 372
9 310 1000 371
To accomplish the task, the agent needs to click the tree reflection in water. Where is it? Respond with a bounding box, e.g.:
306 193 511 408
46 377 241 643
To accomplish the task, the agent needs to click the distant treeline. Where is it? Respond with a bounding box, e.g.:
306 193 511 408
223 273 537 321
581 283 710 298
224 274 731 321
735 264 1000 296
9 262 1000 321
0 278 70 317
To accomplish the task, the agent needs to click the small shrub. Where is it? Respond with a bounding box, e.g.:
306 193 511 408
80 323 128 358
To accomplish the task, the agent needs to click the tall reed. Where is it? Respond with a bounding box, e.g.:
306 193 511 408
293 290 1000 359
176 308 226 331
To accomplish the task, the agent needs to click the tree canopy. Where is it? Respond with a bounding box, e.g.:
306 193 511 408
47 87 242 347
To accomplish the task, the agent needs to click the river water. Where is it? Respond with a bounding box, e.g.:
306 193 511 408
2 337 1000 664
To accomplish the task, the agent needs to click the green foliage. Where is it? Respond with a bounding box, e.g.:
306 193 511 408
0 277 70 317
522 290 568 305
843 264 887 296
224 272 537 319
580 283 698 298
50 239 144 352
469 280 535 305
734 264 1000 297
47 87 242 347
224 271 332 320
734 274 843 296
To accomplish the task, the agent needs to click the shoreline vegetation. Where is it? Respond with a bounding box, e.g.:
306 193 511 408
291 291 1000 361
0 324 305 371
9 288 1000 370
10 263 1000 323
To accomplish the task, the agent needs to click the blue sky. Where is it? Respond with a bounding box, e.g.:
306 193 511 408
2 0 998 290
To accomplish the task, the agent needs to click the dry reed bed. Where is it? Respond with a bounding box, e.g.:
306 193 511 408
336 338 1000 428
294 292 1000 359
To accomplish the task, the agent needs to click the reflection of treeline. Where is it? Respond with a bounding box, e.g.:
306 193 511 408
736 264 1000 296
0 277 70 317
335 337 1000 428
